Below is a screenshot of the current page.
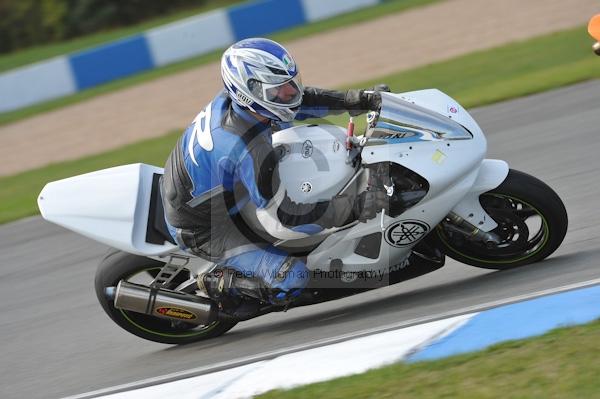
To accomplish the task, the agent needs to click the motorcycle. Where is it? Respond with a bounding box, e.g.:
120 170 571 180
37 90 568 344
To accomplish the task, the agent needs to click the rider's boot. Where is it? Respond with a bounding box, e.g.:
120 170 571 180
198 267 265 300
197 266 265 318
197 265 303 317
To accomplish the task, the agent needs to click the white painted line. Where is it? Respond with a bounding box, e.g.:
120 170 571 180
210 315 472 399
100 363 267 399
95 314 473 399
65 278 600 399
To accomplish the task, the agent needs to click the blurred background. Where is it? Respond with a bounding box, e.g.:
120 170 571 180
0 0 597 225
0 0 597 180
0 0 237 54
1 1 599 398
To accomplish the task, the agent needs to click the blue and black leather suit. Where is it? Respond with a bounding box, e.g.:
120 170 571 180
162 87 376 304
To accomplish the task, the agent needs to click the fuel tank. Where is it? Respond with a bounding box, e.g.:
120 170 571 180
271 124 357 202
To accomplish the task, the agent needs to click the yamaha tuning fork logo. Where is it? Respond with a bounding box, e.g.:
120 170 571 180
384 220 430 247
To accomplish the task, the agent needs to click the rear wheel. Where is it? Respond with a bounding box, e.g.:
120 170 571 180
94 250 237 345
434 169 568 269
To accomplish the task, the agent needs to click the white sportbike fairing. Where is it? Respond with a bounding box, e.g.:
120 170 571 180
39 163 177 256
38 89 567 345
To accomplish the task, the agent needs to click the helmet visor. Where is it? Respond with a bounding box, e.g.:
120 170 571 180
248 75 303 106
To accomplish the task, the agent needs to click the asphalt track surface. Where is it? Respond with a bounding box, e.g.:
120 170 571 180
1 81 599 399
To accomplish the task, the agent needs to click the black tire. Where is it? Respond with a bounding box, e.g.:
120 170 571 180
94 249 237 345
433 169 568 269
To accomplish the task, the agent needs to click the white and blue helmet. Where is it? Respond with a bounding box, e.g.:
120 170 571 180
221 38 304 122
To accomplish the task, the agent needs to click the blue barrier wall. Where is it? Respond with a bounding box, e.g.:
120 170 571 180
69 36 154 90
229 0 307 40
0 0 382 113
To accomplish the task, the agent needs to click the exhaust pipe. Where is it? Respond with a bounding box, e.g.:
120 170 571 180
447 212 500 248
113 281 217 325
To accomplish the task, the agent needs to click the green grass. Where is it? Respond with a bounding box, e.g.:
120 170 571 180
1 25 600 224
0 0 244 73
0 0 440 127
258 319 600 399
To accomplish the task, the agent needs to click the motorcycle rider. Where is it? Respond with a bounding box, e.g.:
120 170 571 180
161 38 388 313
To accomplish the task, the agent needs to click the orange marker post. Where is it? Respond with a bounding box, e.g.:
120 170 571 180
589 14 600 40
588 14 600 55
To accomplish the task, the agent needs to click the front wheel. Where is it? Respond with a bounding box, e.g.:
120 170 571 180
434 169 568 269
95 250 237 345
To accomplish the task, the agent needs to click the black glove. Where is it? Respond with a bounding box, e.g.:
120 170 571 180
344 90 383 116
354 190 390 222
368 84 391 93
361 83 390 115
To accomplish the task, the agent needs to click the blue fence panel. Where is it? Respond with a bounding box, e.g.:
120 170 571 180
69 35 154 90
228 0 306 40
